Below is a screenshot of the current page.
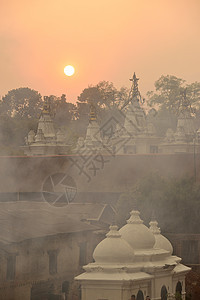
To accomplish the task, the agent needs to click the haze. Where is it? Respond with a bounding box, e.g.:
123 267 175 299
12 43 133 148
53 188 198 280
1 0 200 102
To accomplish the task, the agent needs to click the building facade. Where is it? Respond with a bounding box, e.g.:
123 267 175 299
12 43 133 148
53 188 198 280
0 201 116 299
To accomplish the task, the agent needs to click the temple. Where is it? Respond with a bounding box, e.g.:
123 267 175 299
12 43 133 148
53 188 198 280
160 90 199 153
75 209 190 300
77 74 200 155
22 96 70 155
74 104 103 153
21 74 200 156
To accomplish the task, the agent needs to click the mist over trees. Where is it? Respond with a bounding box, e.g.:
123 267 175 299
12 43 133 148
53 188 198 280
1 87 43 118
0 74 200 155
77 80 129 110
0 88 76 155
147 75 200 113
76 81 128 127
116 174 200 234
146 75 200 135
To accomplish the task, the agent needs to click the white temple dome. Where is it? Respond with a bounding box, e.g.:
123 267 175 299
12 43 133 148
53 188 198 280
149 220 173 255
119 210 155 250
93 225 135 263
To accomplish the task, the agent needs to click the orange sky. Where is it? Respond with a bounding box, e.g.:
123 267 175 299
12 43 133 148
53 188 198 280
0 0 200 103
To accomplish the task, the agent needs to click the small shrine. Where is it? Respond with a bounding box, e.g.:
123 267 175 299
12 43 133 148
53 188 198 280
22 96 70 155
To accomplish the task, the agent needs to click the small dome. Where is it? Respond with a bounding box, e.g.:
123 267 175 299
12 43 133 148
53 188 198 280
93 225 134 263
119 210 155 250
149 220 173 255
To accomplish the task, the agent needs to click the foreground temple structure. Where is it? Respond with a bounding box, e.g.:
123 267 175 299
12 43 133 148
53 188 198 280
75 210 190 300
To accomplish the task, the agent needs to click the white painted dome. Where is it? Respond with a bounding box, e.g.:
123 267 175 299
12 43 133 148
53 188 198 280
93 225 134 263
119 210 155 250
149 220 173 255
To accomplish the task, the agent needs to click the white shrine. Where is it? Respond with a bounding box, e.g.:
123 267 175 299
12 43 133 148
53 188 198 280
22 97 70 155
75 210 190 300
121 73 160 154
74 104 103 154
75 73 162 156
113 74 161 154
159 91 200 154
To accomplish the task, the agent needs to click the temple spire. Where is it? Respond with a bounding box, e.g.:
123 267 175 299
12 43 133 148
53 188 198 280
89 104 97 122
129 72 142 103
42 96 51 115
179 88 192 114
121 72 144 110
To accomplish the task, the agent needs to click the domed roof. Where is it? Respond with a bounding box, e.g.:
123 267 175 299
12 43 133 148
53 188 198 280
93 225 134 263
119 210 155 250
149 220 173 255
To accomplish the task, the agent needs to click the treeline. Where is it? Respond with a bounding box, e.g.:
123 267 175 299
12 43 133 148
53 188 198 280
116 174 200 234
1 75 200 155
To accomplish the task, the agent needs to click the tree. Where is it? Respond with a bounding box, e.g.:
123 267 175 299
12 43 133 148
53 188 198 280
147 75 200 115
0 114 38 155
116 174 200 233
76 81 129 133
185 81 200 111
147 108 177 136
54 94 76 126
1 87 42 118
147 75 184 114
77 81 128 110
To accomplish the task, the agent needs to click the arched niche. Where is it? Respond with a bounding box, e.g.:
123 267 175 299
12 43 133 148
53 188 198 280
161 285 168 300
175 281 182 299
136 290 144 300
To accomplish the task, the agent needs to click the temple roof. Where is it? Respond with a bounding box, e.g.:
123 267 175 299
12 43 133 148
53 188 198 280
75 209 190 283
119 210 155 250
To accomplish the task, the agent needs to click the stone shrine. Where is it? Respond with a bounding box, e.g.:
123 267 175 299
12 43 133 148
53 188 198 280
22 97 70 155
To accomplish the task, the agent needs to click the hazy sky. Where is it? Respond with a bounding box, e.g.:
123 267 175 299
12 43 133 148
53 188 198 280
1 0 200 103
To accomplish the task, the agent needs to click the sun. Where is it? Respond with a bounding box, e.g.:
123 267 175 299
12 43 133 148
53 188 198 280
64 65 75 76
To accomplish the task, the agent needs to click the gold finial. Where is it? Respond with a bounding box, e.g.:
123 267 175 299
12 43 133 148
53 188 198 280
89 104 97 122
42 96 51 114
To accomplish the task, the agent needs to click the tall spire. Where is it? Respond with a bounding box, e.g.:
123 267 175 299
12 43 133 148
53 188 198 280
121 72 144 110
179 88 191 113
129 72 142 103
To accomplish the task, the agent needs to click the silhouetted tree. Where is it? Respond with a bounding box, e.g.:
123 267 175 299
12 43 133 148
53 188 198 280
77 81 128 110
116 174 200 233
54 94 76 126
76 81 129 134
0 114 38 155
147 75 200 115
1 87 42 118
